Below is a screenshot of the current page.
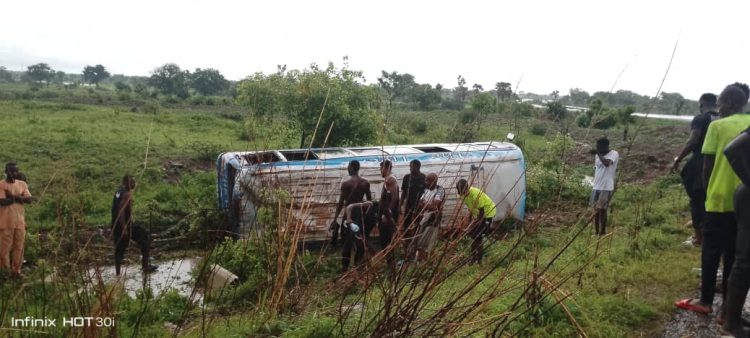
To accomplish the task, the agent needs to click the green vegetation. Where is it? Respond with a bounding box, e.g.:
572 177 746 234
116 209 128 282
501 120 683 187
0 62 703 337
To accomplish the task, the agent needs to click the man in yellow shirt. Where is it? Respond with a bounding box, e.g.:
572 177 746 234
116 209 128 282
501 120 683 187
676 83 750 316
0 162 32 277
456 179 496 264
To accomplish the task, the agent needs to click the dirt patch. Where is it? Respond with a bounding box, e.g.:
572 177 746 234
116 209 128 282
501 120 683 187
162 158 214 183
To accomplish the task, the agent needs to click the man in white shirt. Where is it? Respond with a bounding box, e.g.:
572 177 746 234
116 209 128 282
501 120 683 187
590 137 619 236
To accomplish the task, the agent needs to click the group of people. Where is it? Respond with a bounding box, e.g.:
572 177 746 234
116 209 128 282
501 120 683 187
0 167 156 279
330 159 497 273
671 83 750 337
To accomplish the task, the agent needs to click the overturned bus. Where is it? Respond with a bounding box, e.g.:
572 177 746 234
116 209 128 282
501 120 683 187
216 141 526 242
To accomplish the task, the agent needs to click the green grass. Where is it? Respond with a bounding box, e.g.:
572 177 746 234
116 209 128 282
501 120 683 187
0 88 700 337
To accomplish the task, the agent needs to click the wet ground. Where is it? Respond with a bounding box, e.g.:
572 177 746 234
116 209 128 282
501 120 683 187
661 271 750 337
84 258 202 302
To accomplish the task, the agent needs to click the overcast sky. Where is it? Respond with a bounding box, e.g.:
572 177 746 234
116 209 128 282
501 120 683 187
1 0 748 98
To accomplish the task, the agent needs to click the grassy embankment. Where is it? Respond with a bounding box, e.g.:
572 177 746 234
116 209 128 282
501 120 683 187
0 84 701 337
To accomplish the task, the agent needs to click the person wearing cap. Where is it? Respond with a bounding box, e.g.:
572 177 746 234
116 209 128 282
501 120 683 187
0 162 32 277
456 179 495 264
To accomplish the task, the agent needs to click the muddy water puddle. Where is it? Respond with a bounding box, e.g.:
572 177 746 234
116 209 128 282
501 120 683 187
85 258 203 303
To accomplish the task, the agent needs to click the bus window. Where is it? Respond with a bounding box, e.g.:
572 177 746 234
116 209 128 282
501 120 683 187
280 150 317 161
244 152 281 164
413 146 450 153
315 149 356 160
350 148 387 156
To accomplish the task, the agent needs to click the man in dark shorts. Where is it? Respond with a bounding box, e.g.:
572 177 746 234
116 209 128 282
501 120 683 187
340 201 379 272
331 160 371 245
456 179 496 264
672 93 718 245
379 160 399 265
401 159 426 233
590 138 618 236
111 175 156 276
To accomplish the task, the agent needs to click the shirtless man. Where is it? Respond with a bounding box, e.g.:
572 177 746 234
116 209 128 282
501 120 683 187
330 160 371 245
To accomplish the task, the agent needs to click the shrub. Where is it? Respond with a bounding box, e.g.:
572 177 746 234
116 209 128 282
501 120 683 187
529 123 547 136
411 120 428 134
592 111 616 129
441 98 465 111
575 113 590 127
143 102 160 114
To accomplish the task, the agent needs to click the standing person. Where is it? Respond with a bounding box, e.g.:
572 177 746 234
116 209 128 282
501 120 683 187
401 159 426 233
378 160 399 265
414 173 445 261
111 175 157 276
721 127 750 337
330 160 371 245
676 83 750 316
456 179 496 264
0 163 32 277
590 137 619 236
672 93 719 245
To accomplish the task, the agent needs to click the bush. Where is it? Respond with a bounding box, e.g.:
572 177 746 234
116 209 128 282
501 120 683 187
529 123 547 136
592 111 617 129
143 102 160 114
190 95 205 105
525 133 589 210
411 120 428 134
441 98 465 111
575 113 590 127
200 239 267 304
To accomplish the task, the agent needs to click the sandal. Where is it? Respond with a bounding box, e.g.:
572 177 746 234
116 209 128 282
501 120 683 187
675 298 711 314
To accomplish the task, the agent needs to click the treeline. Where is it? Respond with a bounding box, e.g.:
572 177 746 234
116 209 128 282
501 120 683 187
2 61 698 114
0 63 233 99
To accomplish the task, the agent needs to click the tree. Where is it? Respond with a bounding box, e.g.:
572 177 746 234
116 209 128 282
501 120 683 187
26 63 55 86
568 88 590 106
495 82 513 102
236 63 379 147
659 92 687 115
53 71 65 84
409 84 442 111
549 90 560 101
0 66 13 83
469 92 496 133
190 68 229 96
472 83 484 94
82 64 110 87
546 101 567 121
148 63 190 98
615 106 636 141
455 75 468 103
377 71 416 122
115 81 132 92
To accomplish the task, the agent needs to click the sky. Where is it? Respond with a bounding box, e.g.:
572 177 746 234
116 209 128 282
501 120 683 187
2 0 749 98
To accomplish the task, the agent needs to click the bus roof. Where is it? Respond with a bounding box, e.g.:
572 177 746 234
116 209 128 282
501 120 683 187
220 141 518 165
